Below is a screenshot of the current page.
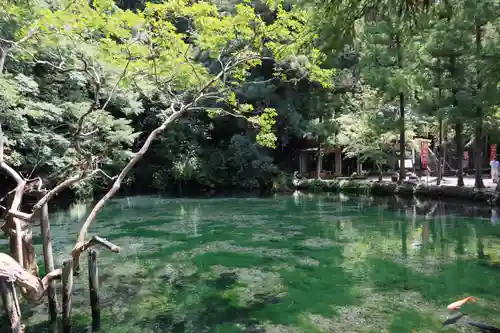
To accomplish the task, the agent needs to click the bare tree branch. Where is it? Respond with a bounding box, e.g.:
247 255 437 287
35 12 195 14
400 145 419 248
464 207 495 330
94 169 117 180
4 166 102 223
72 104 183 249
184 45 203 86
82 236 120 253
0 29 37 73
80 129 99 137
13 56 133 219
0 124 27 265
0 125 23 184
0 253 61 302
32 173 85 212
101 59 131 112
189 107 253 122
4 210 32 223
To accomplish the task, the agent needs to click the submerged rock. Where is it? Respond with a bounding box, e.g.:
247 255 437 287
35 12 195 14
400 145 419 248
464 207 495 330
203 266 287 307
261 324 300 333
297 257 320 267
300 238 337 249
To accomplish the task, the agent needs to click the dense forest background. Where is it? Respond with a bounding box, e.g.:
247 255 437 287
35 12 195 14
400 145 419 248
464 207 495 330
1 0 500 198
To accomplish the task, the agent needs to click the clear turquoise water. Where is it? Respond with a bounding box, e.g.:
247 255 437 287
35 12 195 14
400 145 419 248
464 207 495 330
6 194 500 333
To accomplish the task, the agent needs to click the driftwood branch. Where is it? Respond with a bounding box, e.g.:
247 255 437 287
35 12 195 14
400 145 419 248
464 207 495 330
71 114 177 266
83 236 120 253
7 167 111 225
0 253 61 302
72 105 184 250
32 173 84 212
11 183 25 267
39 190 58 322
0 124 27 266
5 209 34 222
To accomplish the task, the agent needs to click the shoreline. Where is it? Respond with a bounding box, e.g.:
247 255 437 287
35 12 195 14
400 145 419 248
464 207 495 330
20 178 499 211
292 179 500 206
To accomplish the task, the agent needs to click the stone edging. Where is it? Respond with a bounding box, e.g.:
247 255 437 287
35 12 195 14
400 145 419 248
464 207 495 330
293 179 499 205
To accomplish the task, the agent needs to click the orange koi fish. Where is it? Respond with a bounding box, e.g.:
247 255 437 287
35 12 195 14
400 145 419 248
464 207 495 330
447 296 477 311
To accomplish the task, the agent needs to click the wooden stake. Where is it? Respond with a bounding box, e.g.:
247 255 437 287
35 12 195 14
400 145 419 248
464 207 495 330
62 259 74 333
88 250 100 331
40 203 57 323
0 278 22 333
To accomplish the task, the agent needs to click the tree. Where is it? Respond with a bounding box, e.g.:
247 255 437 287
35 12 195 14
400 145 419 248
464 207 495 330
302 89 337 179
338 86 416 181
421 0 500 188
361 11 430 182
465 0 500 188
305 0 500 190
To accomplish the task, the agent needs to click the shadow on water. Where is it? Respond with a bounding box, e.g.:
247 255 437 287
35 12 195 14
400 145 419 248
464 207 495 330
7 194 500 333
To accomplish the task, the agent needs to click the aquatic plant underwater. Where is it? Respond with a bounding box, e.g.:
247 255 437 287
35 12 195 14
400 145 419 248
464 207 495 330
4 195 500 333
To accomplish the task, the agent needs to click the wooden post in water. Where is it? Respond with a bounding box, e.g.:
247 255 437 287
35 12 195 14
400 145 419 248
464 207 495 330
88 250 100 331
62 259 74 333
40 202 58 323
0 278 22 333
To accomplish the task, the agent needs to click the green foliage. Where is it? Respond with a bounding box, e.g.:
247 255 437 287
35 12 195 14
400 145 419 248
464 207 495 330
3 0 500 195
0 0 336 194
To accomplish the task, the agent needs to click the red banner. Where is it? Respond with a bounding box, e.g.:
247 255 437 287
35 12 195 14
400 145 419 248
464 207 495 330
463 151 469 168
491 144 497 161
420 141 429 169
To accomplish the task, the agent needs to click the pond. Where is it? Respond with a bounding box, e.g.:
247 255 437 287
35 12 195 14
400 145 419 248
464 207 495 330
8 194 500 333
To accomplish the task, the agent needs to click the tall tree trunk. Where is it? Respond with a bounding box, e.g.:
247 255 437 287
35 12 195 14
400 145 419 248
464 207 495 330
316 143 323 179
316 116 323 180
411 145 416 174
392 147 397 169
436 57 443 186
398 93 405 184
449 52 463 187
437 117 443 185
0 47 6 74
396 33 405 185
376 162 383 182
474 25 484 188
455 122 464 187
443 131 448 177
474 124 484 188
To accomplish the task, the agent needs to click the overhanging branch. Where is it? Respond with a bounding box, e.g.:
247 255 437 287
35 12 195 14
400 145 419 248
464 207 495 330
69 48 271 272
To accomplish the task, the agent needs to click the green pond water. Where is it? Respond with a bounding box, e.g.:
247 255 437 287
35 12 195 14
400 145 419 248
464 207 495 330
5 194 500 333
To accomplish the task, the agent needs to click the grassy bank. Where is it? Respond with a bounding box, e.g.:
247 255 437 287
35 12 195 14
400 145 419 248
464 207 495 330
293 179 499 205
